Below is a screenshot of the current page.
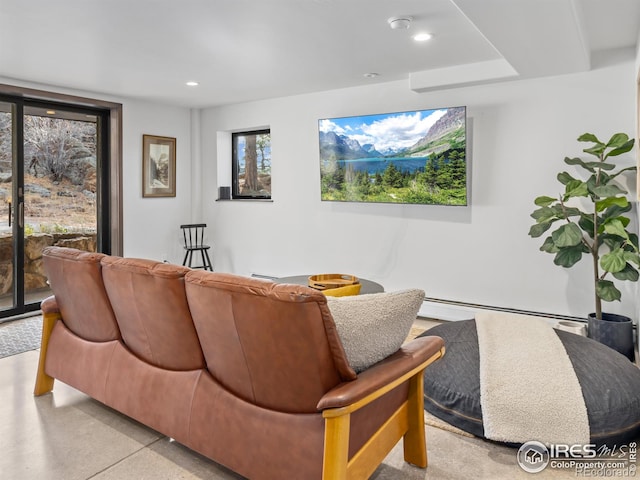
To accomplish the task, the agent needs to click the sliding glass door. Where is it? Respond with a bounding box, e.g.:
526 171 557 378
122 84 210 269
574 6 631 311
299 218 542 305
0 101 15 315
0 97 110 319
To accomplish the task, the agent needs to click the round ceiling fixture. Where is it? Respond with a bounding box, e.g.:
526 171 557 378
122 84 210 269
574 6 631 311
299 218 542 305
387 16 412 30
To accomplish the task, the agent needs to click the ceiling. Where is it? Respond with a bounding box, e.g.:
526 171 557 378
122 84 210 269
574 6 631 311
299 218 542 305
0 0 639 108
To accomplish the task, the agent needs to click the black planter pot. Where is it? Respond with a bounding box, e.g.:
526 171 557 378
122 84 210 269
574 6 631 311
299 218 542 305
587 313 635 361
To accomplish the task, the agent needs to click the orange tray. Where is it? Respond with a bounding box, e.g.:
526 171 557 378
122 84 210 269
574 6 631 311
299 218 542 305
308 274 359 290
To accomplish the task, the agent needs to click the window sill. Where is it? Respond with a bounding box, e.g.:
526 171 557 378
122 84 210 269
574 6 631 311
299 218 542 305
216 198 273 202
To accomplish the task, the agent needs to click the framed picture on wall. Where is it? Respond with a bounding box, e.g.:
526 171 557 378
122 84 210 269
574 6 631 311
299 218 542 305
142 134 176 197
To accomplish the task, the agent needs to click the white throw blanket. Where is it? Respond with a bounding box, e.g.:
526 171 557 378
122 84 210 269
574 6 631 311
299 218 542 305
475 311 590 446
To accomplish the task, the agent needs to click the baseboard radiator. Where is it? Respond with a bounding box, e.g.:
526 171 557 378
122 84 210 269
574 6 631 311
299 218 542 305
423 297 591 324
250 274 626 327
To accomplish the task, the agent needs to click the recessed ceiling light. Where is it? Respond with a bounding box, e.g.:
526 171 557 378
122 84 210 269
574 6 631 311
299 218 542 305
413 33 433 42
363 73 379 79
186 81 199 87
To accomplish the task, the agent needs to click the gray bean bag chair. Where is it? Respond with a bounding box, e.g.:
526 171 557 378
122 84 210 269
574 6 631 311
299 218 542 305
420 319 640 447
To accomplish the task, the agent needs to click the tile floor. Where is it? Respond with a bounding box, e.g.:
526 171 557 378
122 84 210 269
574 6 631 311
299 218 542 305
0 334 587 479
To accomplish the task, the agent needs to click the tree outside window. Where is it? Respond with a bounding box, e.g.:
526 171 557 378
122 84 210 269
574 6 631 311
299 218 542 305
232 129 271 199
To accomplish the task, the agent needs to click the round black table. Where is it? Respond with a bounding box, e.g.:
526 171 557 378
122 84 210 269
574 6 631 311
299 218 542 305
274 275 384 294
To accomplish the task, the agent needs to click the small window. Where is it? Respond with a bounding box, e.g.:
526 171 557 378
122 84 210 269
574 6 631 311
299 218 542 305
232 129 271 199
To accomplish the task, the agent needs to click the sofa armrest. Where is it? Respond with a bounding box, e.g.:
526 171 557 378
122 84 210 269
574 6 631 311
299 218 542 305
319 335 445 479
317 335 445 412
41 295 60 315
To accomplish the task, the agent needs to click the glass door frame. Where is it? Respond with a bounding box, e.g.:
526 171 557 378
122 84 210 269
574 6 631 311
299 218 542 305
0 94 112 319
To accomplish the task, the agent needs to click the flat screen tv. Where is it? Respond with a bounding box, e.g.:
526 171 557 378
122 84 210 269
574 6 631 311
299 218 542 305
319 106 467 205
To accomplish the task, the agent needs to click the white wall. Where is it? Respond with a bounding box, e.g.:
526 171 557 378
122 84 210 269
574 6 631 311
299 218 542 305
4 58 637 320
120 101 193 261
0 77 194 264
201 59 639 319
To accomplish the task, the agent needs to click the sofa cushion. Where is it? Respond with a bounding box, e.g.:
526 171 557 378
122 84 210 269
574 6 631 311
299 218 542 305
101 256 205 371
327 289 425 372
185 271 356 413
42 246 120 342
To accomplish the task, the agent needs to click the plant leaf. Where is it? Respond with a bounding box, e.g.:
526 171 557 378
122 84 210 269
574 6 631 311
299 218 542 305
583 144 605 157
609 165 638 180
603 218 630 240
606 133 630 148
601 203 632 221
598 219 630 236
578 133 600 143
562 207 582 218
564 180 589 199
596 280 621 302
605 138 635 158
554 245 584 267
586 173 608 197
592 184 627 197
612 264 639 281
564 156 595 172
534 195 556 207
588 161 616 171
600 248 627 273
578 215 595 238
540 236 559 253
551 223 583 247
529 222 552 238
531 207 557 222
602 235 623 251
565 156 615 171
557 171 576 185
623 251 640 267
596 196 628 212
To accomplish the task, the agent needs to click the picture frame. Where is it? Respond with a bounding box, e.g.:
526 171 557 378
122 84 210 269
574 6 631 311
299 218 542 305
142 134 176 197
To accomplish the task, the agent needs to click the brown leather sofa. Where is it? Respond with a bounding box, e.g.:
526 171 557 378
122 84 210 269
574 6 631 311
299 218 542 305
34 246 445 480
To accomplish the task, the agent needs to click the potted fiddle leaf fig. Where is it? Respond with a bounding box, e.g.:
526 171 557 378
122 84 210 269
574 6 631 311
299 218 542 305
529 132 639 360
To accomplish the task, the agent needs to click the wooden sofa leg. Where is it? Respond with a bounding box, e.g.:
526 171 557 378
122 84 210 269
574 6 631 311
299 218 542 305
403 370 427 468
33 312 58 396
322 413 350 480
